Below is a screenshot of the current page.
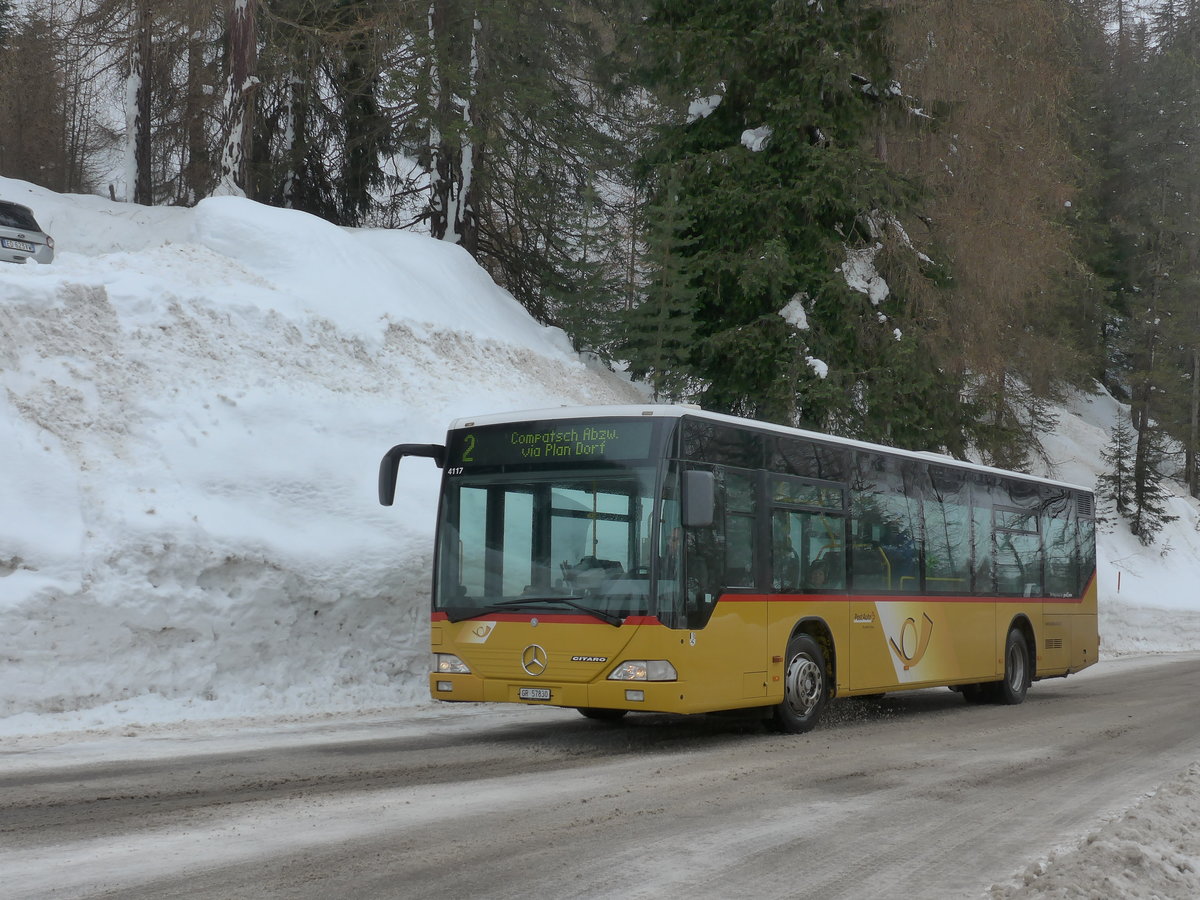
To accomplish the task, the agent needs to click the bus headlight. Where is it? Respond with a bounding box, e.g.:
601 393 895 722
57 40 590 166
607 660 677 682
435 653 471 674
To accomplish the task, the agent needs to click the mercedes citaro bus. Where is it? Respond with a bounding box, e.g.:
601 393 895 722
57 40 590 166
379 405 1098 732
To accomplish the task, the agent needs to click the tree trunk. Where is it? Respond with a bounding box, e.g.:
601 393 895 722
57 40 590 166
183 7 209 204
1189 347 1199 497
125 0 153 205
183 62 205 200
219 0 257 197
280 73 301 208
428 0 479 254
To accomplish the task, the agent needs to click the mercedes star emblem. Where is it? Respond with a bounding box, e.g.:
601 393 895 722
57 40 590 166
521 644 548 676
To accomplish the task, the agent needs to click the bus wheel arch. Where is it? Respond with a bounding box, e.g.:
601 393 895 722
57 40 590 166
771 620 834 734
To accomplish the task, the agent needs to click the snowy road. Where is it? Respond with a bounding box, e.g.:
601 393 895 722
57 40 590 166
3 654 1199 900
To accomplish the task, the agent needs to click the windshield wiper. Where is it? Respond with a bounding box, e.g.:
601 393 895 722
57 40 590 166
484 596 624 627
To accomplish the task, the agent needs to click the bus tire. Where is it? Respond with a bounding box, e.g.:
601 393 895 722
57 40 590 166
996 628 1031 705
772 634 829 734
960 683 991 704
578 708 629 722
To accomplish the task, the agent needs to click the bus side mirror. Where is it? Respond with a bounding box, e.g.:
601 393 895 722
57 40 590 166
378 443 446 506
682 469 715 528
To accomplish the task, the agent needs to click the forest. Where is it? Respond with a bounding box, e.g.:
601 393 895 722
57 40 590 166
1 0 1198 543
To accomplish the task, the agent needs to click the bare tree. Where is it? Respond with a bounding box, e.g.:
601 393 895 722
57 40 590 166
883 0 1092 464
0 8 70 190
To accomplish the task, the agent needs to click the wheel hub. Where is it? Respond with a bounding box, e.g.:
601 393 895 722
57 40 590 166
785 654 822 716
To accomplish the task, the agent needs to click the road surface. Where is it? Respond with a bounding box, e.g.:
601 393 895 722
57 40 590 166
3 653 1199 899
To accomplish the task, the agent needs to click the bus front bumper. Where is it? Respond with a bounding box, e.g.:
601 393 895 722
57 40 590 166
428 673 685 711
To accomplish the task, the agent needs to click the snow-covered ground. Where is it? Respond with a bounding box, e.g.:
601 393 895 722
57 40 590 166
2 176 1199 894
989 760 1200 898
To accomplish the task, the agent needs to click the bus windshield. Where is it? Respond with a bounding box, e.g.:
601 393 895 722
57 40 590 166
435 464 669 621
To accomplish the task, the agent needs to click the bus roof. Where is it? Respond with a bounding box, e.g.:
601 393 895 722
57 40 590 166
446 404 1091 494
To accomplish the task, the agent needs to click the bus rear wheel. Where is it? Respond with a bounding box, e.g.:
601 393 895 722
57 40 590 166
772 634 828 734
996 628 1031 705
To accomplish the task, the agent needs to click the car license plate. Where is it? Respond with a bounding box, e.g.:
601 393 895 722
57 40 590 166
518 687 551 701
2 238 34 252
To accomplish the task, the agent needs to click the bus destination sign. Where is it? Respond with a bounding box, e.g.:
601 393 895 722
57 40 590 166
450 419 655 468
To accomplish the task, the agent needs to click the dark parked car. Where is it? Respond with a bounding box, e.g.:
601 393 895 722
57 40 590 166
0 200 54 264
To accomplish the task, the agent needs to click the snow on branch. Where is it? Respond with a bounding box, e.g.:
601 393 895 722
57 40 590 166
740 126 772 152
687 93 723 123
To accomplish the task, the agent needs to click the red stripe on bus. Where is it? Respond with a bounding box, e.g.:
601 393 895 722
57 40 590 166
430 611 664 626
717 590 1092 605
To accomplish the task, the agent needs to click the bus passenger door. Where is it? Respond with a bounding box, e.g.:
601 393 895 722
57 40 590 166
678 466 769 709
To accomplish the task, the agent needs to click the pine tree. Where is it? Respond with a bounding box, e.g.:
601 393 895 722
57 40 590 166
1092 1 1200 516
621 175 699 400
336 5 392 226
633 0 950 442
1097 414 1178 545
1147 7 1200 500
1097 418 1136 519
1130 422 1179 545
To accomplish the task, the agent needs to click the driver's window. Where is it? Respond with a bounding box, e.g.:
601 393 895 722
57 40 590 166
658 510 683 604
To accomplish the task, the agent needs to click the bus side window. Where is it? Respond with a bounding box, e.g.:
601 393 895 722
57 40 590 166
994 485 1042 595
805 514 845 589
993 517 1040 594
684 527 719 625
925 468 971 594
1078 511 1096 595
678 465 756 627
682 466 722 627
1042 490 1076 596
850 452 919 593
772 509 801 591
971 476 995 592
773 507 845 591
722 469 756 588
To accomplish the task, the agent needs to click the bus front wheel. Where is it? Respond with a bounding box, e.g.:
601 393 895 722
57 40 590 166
773 634 828 734
959 683 990 704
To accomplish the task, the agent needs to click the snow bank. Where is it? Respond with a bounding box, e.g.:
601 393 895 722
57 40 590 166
0 176 639 730
990 762 1200 898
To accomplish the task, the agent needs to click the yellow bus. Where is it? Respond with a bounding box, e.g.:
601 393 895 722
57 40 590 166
379 405 1098 732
